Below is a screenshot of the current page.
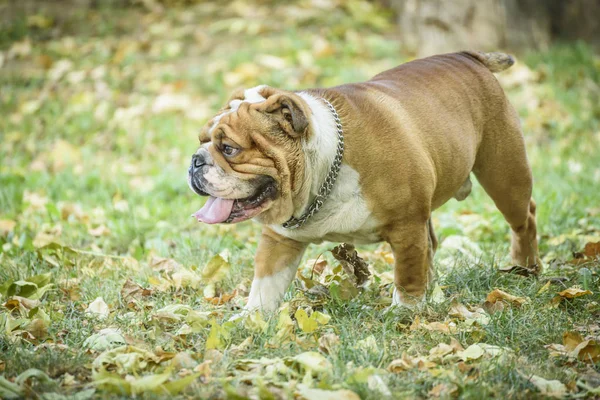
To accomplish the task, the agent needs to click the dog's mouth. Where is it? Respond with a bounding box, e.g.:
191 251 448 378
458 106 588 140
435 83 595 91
192 179 277 224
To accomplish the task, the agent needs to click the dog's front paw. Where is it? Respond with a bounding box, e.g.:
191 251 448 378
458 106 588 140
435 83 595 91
388 287 425 311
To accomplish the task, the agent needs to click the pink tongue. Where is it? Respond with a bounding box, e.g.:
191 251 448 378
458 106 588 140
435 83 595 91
192 196 235 224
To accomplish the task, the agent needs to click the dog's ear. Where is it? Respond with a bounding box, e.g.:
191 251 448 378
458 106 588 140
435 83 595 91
261 90 309 137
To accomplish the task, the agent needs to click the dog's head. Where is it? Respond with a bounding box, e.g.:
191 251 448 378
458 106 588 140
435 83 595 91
188 85 314 225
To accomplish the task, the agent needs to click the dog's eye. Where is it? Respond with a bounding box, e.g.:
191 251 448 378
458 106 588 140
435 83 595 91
221 144 239 157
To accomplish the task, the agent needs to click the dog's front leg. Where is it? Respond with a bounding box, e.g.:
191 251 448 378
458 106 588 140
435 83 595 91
245 227 308 312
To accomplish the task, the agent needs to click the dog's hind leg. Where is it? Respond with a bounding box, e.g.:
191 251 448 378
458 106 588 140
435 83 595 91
472 101 541 272
426 218 438 285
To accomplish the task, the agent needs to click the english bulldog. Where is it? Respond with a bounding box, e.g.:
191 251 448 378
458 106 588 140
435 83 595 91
188 51 541 312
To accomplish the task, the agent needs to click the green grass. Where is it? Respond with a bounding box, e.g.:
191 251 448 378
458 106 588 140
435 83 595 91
1 1 599 399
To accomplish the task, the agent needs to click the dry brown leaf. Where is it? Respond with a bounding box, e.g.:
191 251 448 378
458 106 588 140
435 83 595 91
563 331 584 352
318 333 340 355
27 318 48 340
557 287 593 299
305 259 328 276
428 342 454 359
583 241 600 258
498 264 538 276
486 288 528 306
572 340 600 363
546 332 600 363
4 296 40 311
448 302 490 325
121 279 152 301
422 321 457 334
205 290 237 305
387 352 436 373
331 243 371 286
149 256 182 273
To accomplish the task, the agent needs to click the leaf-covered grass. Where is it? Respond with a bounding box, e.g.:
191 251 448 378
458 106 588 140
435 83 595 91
1 1 599 398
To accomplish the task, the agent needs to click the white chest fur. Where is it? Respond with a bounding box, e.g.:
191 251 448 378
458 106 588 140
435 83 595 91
270 164 382 244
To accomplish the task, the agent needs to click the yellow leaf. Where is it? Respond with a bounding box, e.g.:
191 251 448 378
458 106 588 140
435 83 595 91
486 289 528 306
312 311 331 325
243 310 267 333
294 308 331 334
431 284 445 304
295 309 318 333
205 319 224 350
201 255 230 283
272 304 295 344
537 280 552 295
557 287 593 298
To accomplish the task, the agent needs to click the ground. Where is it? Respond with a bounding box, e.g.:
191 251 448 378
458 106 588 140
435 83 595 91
1 1 599 399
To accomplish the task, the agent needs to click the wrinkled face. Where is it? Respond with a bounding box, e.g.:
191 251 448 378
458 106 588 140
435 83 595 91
188 85 312 225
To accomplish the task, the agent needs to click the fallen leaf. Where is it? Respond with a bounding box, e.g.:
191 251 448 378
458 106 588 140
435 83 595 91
448 302 490 325
92 345 162 374
428 342 454 360
557 287 593 299
428 383 458 398
201 254 230 283
357 335 379 353
86 297 110 319
318 333 340 355
120 279 152 301
368 374 391 396
561 331 600 362
388 352 436 372
205 290 237 305
498 265 538 277
230 337 253 357
523 374 567 398
149 257 182 274
331 243 371 286
171 268 201 290
297 385 360 400
430 284 446 304
243 310 268 333
295 308 330 333
456 344 484 361
3 296 40 311
291 351 331 373
583 241 600 258
83 328 127 351
485 288 528 306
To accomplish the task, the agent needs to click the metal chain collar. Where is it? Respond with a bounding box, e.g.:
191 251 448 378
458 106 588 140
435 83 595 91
283 98 344 229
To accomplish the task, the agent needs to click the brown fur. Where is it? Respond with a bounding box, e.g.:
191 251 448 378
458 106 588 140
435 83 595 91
194 51 541 306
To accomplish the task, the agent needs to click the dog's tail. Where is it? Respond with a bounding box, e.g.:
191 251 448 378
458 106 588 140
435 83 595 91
464 51 515 73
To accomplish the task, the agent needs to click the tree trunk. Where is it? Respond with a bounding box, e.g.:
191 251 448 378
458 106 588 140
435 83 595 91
389 0 553 56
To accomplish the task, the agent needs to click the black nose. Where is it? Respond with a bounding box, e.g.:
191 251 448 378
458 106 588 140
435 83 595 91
190 153 205 173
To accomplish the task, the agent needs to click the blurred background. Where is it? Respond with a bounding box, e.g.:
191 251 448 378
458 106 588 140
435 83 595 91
1 1 600 395
1 0 599 290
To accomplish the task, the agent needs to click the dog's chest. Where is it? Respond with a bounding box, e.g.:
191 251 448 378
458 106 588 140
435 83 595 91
270 165 382 244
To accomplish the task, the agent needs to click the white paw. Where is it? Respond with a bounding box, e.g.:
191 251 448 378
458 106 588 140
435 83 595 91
390 287 425 310
245 267 297 313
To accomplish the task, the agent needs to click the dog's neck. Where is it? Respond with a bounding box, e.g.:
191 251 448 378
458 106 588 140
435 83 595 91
287 92 342 226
